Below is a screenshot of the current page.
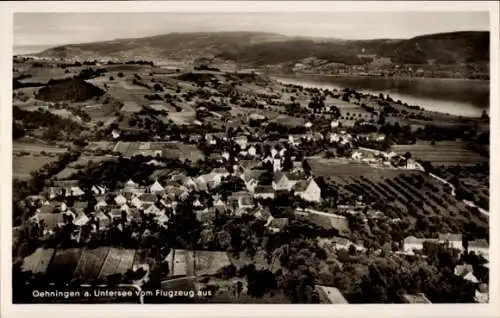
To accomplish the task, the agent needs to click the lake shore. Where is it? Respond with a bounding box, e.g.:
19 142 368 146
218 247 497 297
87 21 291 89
271 74 489 118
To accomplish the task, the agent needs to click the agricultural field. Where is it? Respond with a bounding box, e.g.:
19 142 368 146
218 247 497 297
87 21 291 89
21 248 55 274
73 247 111 280
308 158 405 178
328 169 488 232
47 248 85 278
13 154 60 180
97 248 136 279
194 251 232 276
391 141 487 166
13 140 68 154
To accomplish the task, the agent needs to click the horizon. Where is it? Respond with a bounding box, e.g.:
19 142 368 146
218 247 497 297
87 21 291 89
14 12 489 53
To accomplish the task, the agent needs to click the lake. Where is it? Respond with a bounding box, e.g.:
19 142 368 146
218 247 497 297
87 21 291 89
272 75 490 118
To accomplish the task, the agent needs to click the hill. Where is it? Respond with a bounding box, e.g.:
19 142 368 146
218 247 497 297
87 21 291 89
37 31 489 68
36 78 105 102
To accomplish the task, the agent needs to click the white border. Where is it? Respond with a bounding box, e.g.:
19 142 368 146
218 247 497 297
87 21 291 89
1 2 499 318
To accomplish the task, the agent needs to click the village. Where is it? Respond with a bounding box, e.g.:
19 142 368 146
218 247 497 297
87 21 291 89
12 40 490 304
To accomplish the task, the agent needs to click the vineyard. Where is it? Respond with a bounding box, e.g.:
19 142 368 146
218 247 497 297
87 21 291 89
328 170 488 233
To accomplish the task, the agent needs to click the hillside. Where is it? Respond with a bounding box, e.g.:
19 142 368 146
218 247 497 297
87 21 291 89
36 78 105 102
37 31 489 67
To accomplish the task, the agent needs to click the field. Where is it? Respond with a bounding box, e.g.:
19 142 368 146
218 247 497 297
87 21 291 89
328 170 487 231
97 248 136 279
73 247 110 280
13 140 68 154
13 155 60 180
21 248 55 274
47 248 84 278
391 141 487 166
308 158 405 178
194 251 232 276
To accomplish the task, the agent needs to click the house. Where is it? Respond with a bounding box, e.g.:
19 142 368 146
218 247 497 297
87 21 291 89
144 204 162 216
95 211 111 230
66 186 85 197
91 185 106 195
293 178 321 202
123 179 140 193
234 135 248 149
272 171 296 191
300 209 351 236
114 194 127 206
405 159 419 170
156 214 169 228
241 169 265 184
199 173 222 189
402 236 439 254
247 146 257 157
213 197 227 213
318 237 365 252
468 239 489 260
454 264 479 283
475 284 489 303
196 209 216 224
32 213 65 235
228 192 254 211
351 151 362 160
131 196 143 209
211 167 230 179
111 129 121 139
253 207 273 223
254 186 275 199
150 180 165 194
315 285 348 304
266 217 288 233
401 293 432 304
139 193 158 204
74 212 90 226
36 203 56 214
438 233 463 251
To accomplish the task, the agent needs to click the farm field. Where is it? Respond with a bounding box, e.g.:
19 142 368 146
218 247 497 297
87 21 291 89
194 251 232 276
13 140 68 154
21 248 55 274
391 141 487 166
73 247 110 280
13 155 60 180
97 248 136 279
308 158 406 178
47 248 84 278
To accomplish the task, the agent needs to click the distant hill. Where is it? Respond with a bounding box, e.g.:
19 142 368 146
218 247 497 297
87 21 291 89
37 31 489 67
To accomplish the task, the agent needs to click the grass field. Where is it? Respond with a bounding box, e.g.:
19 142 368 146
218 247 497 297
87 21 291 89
391 141 487 166
13 155 60 180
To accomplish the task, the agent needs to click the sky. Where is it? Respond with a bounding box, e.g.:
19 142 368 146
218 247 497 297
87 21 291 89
14 12 489 48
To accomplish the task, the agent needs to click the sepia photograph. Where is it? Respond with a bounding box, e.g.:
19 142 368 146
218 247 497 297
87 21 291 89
2 1 499 316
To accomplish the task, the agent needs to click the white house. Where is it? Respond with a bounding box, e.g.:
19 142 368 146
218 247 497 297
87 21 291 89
402 236 439 254
248 146 257 157
293 178 321 202
150 180 165 194
114 194 127 206
94 199 108 211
